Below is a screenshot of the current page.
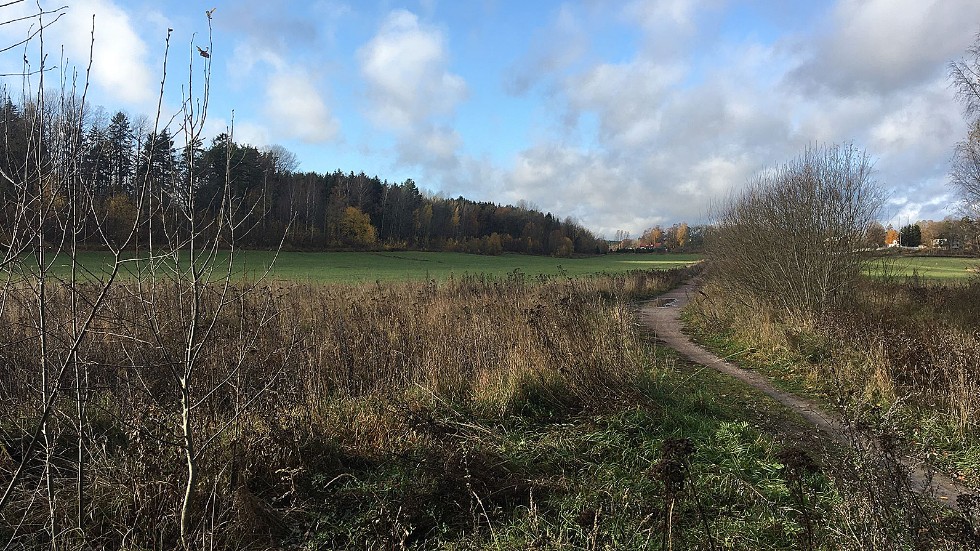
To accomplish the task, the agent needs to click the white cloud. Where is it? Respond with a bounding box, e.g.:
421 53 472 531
396 125 461 169
501 38 798 233
229 42 283 80
205 117 272 148
790 0 980 95
0 0 156 107
264 69 340 144
506 144 665 237
868 80 961 162
624 0 718 35
884 183 958 226
358 10 467 130
780 0 975 223
505 3 589 95
65 0 155 105
221 5 341 145
565 60 684 148
482 0 978 235
358 9 468 174
624 0 724 58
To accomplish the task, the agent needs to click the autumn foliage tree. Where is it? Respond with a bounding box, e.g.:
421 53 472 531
638 226 663 247
673 222 689 249
630 222 696 251
339 206 377 247
884 227 900 247
917 216 980 250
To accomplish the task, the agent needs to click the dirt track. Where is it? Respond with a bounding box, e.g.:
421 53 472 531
639 280 976 510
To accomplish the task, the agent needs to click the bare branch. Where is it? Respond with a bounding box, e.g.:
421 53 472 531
0 9 66 55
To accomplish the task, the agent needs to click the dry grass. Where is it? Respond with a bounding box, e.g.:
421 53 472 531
0 267 691 549
687 275 980 484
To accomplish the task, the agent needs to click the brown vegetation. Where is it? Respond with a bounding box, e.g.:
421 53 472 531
688 275 980 484
695 142 980 543
0 268 691 548
706 143 884 320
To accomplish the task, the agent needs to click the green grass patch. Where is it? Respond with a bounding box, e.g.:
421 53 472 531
32 250 702 282
253 251 701 282
297 361 845 549
295 347 963 549
868 255 979 280
680 318 830 406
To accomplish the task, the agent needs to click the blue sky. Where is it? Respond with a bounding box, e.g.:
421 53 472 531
3 0 980 237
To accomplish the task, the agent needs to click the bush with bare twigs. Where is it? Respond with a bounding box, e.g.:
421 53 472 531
706 143 884 322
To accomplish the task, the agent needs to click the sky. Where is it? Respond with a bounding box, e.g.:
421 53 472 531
2 0 979 238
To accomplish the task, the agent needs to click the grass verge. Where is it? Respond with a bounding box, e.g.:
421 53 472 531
684 275 980 491
294 349 966 549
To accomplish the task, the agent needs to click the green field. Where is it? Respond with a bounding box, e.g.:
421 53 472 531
258 251 702 282
32 251 979 282
871 255 979 280
38 250 702 283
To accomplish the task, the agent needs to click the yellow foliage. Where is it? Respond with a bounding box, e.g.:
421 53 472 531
340 206 377 247
884 228 899 245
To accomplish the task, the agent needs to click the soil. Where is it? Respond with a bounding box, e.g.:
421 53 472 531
639 279 977 511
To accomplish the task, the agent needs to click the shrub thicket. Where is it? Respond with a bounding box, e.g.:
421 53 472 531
707 143 884 321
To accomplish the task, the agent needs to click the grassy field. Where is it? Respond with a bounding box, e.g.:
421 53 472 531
37 251 975 282
871 254 978 280
258 251 702 282
40 250 702 282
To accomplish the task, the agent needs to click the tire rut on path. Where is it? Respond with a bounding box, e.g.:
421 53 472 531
639 279 976 511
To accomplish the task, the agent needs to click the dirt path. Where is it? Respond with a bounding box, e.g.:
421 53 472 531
639 279 975 510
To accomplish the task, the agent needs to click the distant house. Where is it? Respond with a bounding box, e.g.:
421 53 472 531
885 228 900 247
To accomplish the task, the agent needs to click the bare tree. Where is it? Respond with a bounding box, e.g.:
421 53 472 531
123 18 294 549
951 121 980 217
0 5 292 548
950 32 980 216
706 143 884 321
262 144 297 176
0 5 144 547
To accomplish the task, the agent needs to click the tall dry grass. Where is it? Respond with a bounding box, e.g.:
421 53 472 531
0 267 691 548
834 279 980 437
688 275 980 469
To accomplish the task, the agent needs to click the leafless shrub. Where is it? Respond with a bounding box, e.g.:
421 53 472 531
707 143 884 322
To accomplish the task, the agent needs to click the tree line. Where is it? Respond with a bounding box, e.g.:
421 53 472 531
0 93 609 257
868 217 980 251
611 222 705 253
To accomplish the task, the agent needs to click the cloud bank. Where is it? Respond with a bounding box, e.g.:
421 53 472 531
6 0 977 237
481 0 980 236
